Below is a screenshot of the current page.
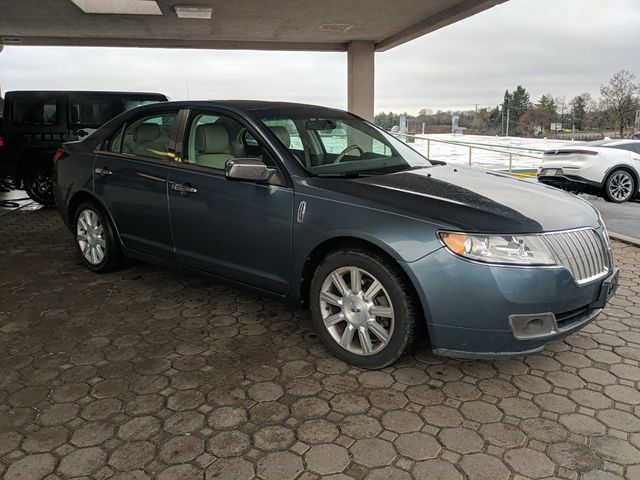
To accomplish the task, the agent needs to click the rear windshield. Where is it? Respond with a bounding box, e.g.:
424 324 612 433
12 98 58 125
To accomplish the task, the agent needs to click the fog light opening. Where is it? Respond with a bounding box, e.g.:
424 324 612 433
523 318 544 334
508 312 557 340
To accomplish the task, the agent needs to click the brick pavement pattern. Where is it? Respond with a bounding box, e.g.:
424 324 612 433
0 208 639 480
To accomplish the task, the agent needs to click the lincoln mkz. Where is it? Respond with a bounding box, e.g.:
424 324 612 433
54 101 619 368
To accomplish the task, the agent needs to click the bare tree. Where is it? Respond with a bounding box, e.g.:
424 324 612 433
555 95 567 127
600 69 640 137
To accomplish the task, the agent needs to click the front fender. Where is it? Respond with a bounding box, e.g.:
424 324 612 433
289 186 444 303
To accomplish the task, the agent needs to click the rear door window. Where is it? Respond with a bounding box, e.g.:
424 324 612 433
119 112 178 160
607 143 640 154
12 98 59 125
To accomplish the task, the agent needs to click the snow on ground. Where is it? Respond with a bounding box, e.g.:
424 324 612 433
410 134 573 171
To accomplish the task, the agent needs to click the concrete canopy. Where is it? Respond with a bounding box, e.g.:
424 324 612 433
0 0 508 120
1 0 506 52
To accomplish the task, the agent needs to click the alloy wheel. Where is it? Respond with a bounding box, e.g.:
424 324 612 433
319 266 395 356
76 209 106 265
608 172 633 201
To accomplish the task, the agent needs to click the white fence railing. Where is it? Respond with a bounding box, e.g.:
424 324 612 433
391 133 546 174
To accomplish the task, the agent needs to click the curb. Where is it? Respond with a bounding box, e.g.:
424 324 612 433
609 231 640 248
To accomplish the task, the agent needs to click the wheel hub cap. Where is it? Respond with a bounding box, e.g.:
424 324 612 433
609 173 632 201
76 209 106 265
343 295 370 326
319 266 395 356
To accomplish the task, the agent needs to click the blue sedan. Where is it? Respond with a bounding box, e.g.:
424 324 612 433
53 101 618 368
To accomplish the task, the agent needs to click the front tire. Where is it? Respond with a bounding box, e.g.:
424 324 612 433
603 170 635 203
73 201 125 273
309 248 421 369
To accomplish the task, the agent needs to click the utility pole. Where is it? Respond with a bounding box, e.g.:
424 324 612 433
506 110 510 137
501 108 504 136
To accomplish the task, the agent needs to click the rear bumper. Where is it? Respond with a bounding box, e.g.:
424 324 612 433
538 174 602 195
402 248 617 359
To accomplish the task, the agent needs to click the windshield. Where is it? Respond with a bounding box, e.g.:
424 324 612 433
255 108 432 176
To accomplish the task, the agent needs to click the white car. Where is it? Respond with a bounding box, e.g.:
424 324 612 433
538 139 640 203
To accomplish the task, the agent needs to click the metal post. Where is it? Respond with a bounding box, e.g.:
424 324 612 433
427 139 431 158
468 146 472 166
506 110 510 137
509 153 513 172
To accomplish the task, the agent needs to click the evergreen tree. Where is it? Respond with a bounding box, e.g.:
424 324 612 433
537 94 556 116
510 86 531 120
502 86 530 134
569 94 590 131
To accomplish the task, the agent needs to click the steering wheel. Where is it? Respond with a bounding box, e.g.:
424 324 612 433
334 144 364 163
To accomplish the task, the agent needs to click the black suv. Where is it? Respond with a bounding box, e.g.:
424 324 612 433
0 90 167 205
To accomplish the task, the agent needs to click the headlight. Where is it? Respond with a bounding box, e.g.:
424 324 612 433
439 231 556 266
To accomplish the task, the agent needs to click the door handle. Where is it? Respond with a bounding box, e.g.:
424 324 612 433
172 182 197 194
95 167 112 176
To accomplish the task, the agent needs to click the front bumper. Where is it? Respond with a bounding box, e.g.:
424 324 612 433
402 248 618 358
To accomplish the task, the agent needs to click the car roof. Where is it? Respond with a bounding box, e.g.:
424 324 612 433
574 139 640 148
5 90 167 97
139 99 347 113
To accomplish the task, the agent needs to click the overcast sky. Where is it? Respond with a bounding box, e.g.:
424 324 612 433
1 0 639 114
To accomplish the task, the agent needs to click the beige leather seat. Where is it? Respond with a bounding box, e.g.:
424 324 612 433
269 125 307 165
269 126 290 148
125 123 168 158
194 124 234 169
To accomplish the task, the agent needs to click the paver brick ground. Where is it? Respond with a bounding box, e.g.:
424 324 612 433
1 207 639 479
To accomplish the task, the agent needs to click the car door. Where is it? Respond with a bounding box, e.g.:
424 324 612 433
93 108 182 260
630 143 640 172
168 109 294 294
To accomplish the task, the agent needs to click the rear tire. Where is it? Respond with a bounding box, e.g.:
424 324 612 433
603 169 635 203
24 167 55 207
73 201 125 273
309 247 421 369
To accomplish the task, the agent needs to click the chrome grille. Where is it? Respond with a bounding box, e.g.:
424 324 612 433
544 229 610 284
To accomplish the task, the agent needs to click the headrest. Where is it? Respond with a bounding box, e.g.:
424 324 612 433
269 126 290 148
134 123 161 143
196 124 229 154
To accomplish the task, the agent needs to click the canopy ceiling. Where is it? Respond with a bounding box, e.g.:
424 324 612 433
0 0 507 52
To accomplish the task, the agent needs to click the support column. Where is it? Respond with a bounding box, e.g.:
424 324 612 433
347 41 375 121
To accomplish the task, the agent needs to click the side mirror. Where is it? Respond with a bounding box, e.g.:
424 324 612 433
225 158 276 183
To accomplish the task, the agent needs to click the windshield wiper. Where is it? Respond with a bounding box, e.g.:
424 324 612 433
315 165 432 178
315 172 365 178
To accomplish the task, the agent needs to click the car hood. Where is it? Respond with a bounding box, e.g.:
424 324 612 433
312 165 600 233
